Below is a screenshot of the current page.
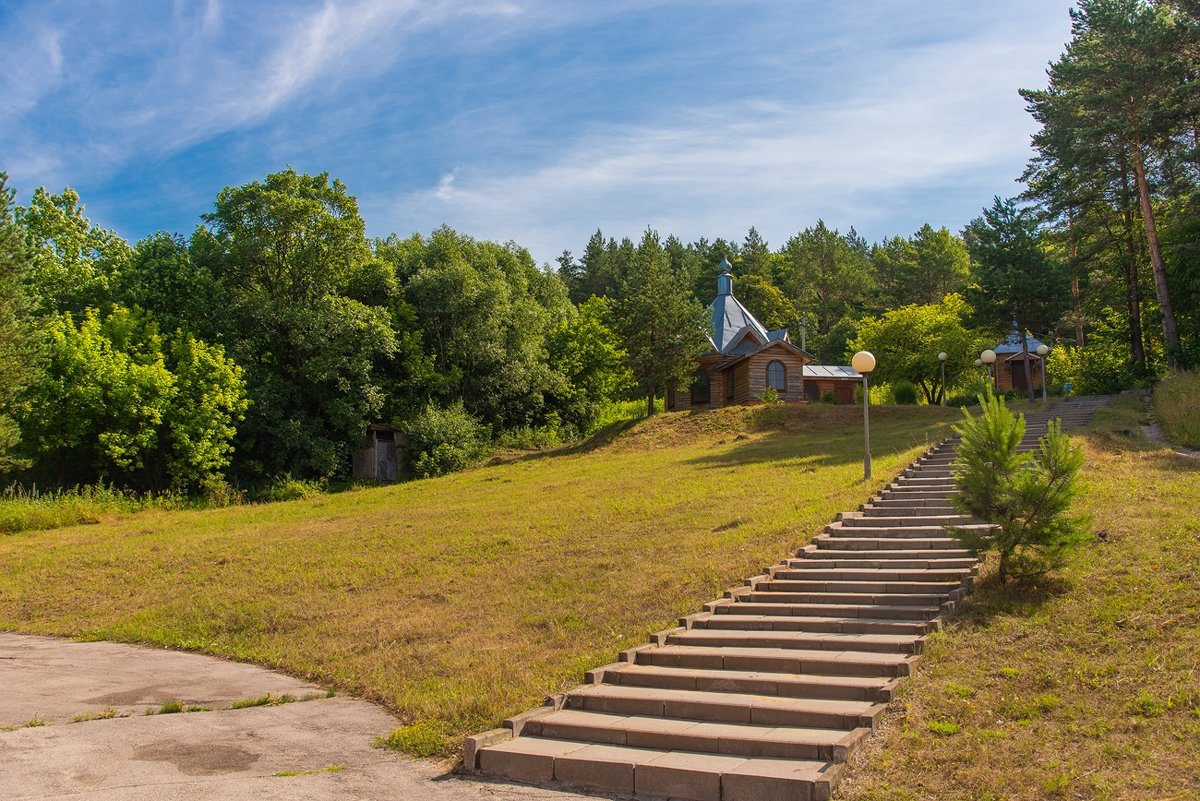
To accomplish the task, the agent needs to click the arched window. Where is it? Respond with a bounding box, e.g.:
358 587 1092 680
767 360 786 391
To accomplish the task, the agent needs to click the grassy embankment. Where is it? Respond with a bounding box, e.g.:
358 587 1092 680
0 403 956 756
839 395 1200 801
1153 368 1200 448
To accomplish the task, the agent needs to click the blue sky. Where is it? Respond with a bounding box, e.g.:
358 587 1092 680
0 0 1075 265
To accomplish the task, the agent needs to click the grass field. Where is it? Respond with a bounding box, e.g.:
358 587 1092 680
0 403 957 756
839 396 1200 801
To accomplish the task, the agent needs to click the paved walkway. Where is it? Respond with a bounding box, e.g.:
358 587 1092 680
0 633 597 800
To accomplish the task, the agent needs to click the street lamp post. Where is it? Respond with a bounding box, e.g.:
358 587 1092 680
1036 343 1049 402
852 350 876 480
938 351 948 406
981 349 997 394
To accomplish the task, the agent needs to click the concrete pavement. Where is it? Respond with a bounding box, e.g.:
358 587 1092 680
0 633 597 800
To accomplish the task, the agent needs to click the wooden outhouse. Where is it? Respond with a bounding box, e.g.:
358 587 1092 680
990 331 1049 394
352 424 404 482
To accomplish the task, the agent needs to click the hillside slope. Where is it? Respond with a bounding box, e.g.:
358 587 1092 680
0 404 956 755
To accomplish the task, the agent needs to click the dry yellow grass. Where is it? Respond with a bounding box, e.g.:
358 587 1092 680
0 403 956 755
838 397 1200 801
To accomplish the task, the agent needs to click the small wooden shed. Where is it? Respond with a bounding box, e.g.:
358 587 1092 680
802 365 860 404
352 424 405 482
991 331 1049 394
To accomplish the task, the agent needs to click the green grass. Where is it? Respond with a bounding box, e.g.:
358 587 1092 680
1154 368 1200 448
0 403 956 757
272 764 346 777
838 395 1200 801
0 484 179 535
228 693 296 709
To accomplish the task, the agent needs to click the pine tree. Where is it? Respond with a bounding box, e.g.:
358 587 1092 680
614 230 708 416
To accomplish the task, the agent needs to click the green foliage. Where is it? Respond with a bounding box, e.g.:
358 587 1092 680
0 483 175 534
398 226 573 431
756 387 782 405
614 230 709 415
781 220 875 337
1046 339 1138 397
165 334 249 492
374 720 452 758
927 720 962 737
964 198 1072 402
197 169 396 481
1153 368 1200 447
950 389 1091 581
891 381 919 405
546 295 634 432
871 224 970 308
403 401 490 478
16 185 130 316
0 173 38 472
851 294 984 404
13 306 246 490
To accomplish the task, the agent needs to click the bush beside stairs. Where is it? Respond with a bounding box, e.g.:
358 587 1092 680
465 396 1113 801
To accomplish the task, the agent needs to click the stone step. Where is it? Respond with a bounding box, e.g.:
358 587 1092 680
839 513 978 527
770 567 972 582
813 536 966 550
788 554 976 569
861 502 958 515
880 486 958 497
477 736 845 801
566 684 885 730
595 663 897 703
792 544 969 563
755 580 961 598
633 645 917 678
667 628 924 655
741 590 952 607
825 522 990 538
691 613 934 636
522 709 870 764
716 601 943 621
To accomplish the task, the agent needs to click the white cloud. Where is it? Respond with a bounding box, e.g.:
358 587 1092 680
382 13 1068 261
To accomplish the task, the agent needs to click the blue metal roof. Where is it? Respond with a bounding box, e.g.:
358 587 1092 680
707 259 770 354
993 329 1049 355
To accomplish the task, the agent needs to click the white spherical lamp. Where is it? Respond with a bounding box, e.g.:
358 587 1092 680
851 350 876 374
1036 344 1049 357
974 358 982 367
938 352 948 362
981 349 996 365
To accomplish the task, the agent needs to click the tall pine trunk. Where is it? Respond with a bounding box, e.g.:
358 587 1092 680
1067 207 1084 347
1020 329 1036 403
1120 197 1147 371
1131 146 1183 367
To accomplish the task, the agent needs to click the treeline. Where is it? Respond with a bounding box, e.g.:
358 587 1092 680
1019 0 1200 383
0 165 991 494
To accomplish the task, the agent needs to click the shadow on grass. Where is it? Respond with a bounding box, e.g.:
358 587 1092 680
497 418 642 465
683 408 958 471
951 563 1073 628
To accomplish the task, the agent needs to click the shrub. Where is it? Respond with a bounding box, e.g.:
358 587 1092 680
0 483 172 534
1046 341 1139 396
254 477 323 503
756 387 782 405
1153 369 1200 448
819 391 838 404
403 401 489 478
950 389 1091 581
892 380 919 405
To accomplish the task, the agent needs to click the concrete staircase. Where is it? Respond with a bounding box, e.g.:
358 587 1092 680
466 396 1110 801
